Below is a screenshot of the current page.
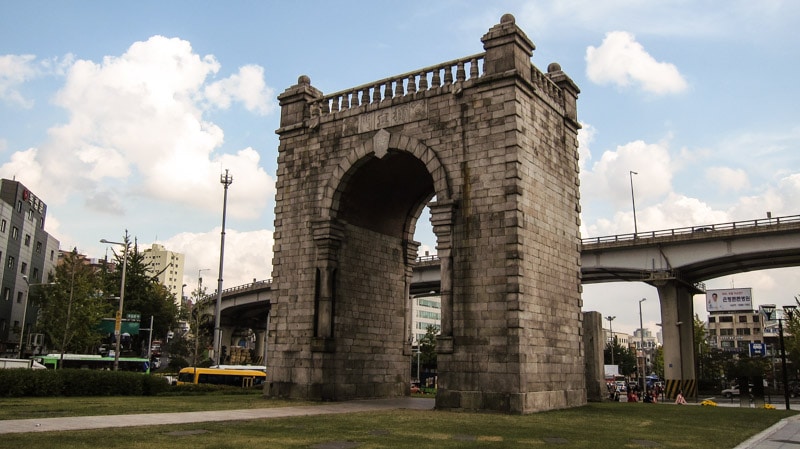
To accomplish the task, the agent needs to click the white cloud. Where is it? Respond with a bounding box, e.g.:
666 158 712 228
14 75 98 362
582 138 673 207
161 228 274 291
705 166 750 192
577 122 596 171
0 35 276 220
586 31 688 95
205 64 275 115
0 54 38 108
727 173 800 220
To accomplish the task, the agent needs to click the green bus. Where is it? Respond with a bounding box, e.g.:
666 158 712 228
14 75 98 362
34 354 151 373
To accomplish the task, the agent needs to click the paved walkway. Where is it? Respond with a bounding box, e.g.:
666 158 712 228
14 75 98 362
735 413 800 449
0 397 435 434
3 397 799 447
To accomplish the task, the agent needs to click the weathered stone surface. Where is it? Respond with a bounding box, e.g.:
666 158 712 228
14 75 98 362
267 13 584 414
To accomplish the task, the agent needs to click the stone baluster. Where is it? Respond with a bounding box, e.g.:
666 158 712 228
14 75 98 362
371 84 381 103
456 61 466 83
407 74 417 94
383 80 393 100
469 58 479 79
431 69 441 88
443 66 453 85
394 78 404 97
418 71 428 91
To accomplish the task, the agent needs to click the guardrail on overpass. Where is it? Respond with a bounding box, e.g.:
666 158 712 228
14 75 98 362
581 214 800 245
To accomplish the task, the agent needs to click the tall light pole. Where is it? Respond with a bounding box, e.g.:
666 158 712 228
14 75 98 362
101 230 129 371
761 304 796 410
198 268 209 295
605 315 616 368
214 169 233 364
629 170 638 236
17 276 54 358
639 298 647 393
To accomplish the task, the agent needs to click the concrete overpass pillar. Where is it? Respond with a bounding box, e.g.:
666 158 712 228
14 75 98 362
656 280 697 401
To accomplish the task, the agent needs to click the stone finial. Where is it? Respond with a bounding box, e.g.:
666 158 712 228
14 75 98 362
297 75 311 86
500 13 515 24
547 62 562 73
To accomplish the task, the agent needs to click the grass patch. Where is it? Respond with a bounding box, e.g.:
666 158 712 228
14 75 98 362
0 400 794 449
0 390 307 420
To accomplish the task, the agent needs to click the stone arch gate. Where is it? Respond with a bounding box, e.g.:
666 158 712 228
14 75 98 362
266 14 584 414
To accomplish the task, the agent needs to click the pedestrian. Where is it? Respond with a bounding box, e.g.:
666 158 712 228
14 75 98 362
675 390 687 405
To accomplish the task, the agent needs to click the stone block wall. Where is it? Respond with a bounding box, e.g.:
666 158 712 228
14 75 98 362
267 14 585 413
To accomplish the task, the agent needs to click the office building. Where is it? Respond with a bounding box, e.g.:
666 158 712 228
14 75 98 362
142 243 185 304
0 179 59 356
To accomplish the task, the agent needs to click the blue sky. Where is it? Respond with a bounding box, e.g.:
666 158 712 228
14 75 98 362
1 1 799 336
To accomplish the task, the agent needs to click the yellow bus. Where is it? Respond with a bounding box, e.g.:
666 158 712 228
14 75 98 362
177 367 266 388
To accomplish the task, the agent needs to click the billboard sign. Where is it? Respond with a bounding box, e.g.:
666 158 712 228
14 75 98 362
706 288 753 312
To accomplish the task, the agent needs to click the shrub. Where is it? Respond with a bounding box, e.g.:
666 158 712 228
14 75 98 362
0 369 170 397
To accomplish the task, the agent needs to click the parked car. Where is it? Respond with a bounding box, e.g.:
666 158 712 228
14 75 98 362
722 384 754 398
721 386 740 398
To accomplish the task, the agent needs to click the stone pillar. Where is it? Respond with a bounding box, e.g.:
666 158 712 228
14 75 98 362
583 311 605 402
277 75 321 129
656 280 697 400
404 240 420 356
429 200 455 354
311 219 344 352
481 13 535 82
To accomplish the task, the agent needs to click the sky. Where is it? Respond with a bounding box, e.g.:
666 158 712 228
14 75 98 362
1 1 799 337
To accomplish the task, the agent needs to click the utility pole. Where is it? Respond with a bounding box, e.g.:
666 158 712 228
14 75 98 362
214 169 233 364
629 170 638 236
606 315 616 368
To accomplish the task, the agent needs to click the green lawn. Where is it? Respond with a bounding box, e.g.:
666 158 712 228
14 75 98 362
0 391 305 420
0 394 794 449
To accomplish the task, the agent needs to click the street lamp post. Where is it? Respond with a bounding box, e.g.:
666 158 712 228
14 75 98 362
639 298 647 393
214 169 233 364
17 276 54 358
605 315 616 368
761 304 796 410
629 170 638 236
101 231 129 371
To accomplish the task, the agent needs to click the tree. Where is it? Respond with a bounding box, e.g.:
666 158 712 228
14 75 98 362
604 337 637 376
103 239 179 355
651 345 664 379
691 313 733 392
37 249 110 354
419 324 438 368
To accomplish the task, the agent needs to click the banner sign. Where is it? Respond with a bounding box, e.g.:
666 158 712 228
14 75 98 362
706 288 753 312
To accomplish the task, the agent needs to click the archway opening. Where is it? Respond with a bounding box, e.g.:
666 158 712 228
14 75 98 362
329 149 436 396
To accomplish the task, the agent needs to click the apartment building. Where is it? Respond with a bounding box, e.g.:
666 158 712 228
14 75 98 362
707 310 763 352
142 243 185 304
0 179 59 356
